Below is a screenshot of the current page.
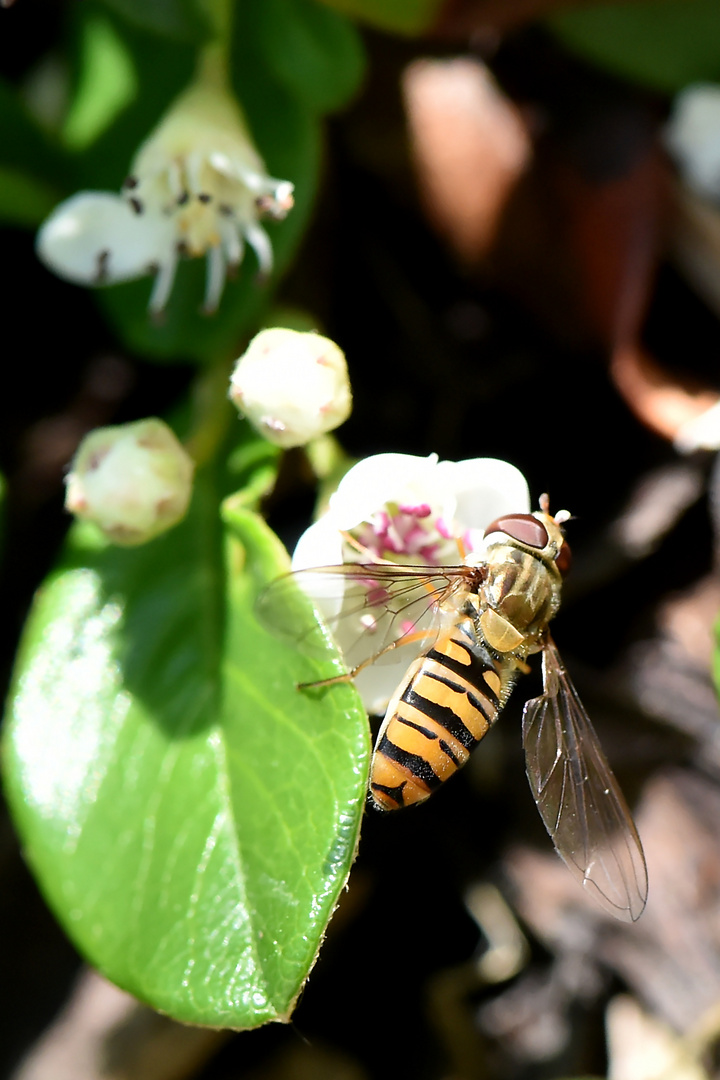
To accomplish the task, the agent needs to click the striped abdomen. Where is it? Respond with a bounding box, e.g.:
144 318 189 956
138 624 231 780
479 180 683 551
370 618 517 810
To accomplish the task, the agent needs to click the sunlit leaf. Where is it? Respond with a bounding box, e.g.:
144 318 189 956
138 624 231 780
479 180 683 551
63 13 196 189
62 14 137 150
3 476 369 1028
549 0 720 94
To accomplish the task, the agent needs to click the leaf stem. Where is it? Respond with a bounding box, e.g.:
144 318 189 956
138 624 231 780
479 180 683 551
185 358 235 468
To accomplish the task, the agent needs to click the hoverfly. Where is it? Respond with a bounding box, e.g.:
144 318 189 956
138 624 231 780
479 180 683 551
259 497 648 922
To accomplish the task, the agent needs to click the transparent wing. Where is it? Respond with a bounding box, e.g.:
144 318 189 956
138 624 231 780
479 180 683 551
256 562 480 674
522 639 648 922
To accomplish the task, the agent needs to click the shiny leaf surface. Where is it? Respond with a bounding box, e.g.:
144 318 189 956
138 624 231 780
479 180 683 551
3 481 369 1028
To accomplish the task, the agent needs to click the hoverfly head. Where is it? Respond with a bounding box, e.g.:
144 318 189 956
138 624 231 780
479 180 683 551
483 497 572 577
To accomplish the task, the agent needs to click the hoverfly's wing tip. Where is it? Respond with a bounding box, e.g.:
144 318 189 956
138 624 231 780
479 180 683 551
522 649 648 924
581 852 648 923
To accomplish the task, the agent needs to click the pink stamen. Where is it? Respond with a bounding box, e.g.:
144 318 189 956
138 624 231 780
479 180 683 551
384 522 403 553
398 502 432 518
397 522 426 551
350 503 465 564
418 543 440 563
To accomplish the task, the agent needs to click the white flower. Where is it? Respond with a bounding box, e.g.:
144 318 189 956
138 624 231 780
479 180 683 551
665 83 720 202
65 418 195 545
292 453 530 713
37 79 293 314
229 328 352 448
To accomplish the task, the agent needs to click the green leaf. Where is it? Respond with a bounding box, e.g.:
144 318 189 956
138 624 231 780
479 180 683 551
254 0 365 114
62 11 197 189
315 0 442 35
0 165 59 227
98 0 211 42
549 0 720 94
62 14 138 150
3 478 369 1028
0 77 68 183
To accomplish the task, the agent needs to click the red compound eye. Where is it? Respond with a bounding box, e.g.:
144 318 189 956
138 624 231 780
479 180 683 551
483 514 549 549
555 540 572 576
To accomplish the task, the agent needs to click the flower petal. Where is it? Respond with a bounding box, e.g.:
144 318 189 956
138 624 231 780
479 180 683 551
36 192 174 286
244 222 274 276
291 518 345 573
327 453 447 530
438 457 531 530
355 656 413 717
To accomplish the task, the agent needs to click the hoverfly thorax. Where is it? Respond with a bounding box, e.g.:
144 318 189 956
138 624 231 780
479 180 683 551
478 511 569 654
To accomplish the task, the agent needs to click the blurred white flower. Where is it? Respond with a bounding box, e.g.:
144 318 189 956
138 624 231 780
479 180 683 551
665 83 720 202
37 79 293 314
65 418 195 545
292 453 530 712
229 327 352 448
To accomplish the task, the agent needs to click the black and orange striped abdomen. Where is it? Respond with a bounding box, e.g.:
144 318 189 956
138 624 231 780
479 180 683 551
370 619 517 810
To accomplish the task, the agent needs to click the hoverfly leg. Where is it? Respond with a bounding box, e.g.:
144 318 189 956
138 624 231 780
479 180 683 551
297 671 355 691
511 656 532 676
298 627 436 692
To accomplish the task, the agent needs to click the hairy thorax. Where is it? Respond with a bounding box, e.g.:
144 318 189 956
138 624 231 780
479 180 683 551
478 544 561 654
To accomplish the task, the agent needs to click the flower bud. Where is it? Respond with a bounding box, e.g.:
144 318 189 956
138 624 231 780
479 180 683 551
229 328 352 448
65 419 195 545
